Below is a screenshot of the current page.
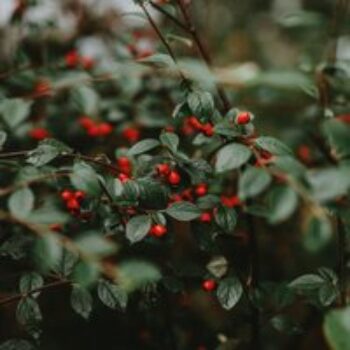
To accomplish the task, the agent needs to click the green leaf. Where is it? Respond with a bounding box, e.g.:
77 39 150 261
0 339 34 350
75 232 118 257
8 187 34 219
97 280 128 310
1 98 32 129
16 297 42 325
303 216 332 252
238 166 272 200
215 143 252 173
187 90 215 119
70 161 101 196
160 132 179 153
138 180 169 210
33 233 62 273
214 206 237 233
255 137 292 156
127 139 160 156
137 53 175 69
165 201 201 221
323 119 350 158
117 260 161 292
307 167 350 203
126 215 152 243
289 274 325 291
70 285 93 319
216 277 243 310
0 130 7 150
19 272 44 298
206 256 228 278
268 186 298 224
324 307 350 350
53 250 79 277
71 86 99 115
272 156 306 177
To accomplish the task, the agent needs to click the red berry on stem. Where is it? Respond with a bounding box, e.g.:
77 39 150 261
202 279 217 292
150 224 167 238
81 56 95 70
118 173 130 183
168 171 181 186
79 116 95 129
122 127 140 143
200 212 212 223
236 111 252 125
61 190 74 201
64 50 80 68
87 124 100 137
201 123 214 137
74 191 85 201
156 163 170 176
188 116 203 130
34 80 51 97
29 127 50 140
66 198 80 211
98 122 113 136
195 183 208 197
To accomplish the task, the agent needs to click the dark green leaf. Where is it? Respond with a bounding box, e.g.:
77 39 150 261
216 143 252 173
255 137 292 156
165 201 201 221
0 339 34 350
128 139 160 156
214 206 237 233
216 277 243 310
187 90 214 119
70 285 93 319
1 98 32 129
97 280 128 310
70 161 101 196
324 307 350 350
126 215 152 243
8 187 34 219
16 297 42 325
19 272 44 298
160 132 179 152
238 166 272 199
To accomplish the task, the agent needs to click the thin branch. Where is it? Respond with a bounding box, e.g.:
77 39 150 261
174 0 231 113
149 1 189 32
139 1 190 86
337 216 347 306
0 280 70 308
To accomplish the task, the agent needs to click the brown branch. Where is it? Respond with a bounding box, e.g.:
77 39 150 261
174 0 231 113
0 280 71 308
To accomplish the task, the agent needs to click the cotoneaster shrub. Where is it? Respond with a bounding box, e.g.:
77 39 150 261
0 0 350 349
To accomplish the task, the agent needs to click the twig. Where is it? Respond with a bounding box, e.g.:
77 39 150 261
174 0 231 113
337 216 347 306
139 1 190 87
0 280 70 307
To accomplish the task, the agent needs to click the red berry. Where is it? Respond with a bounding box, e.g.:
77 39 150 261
221 195 241 208
81 56 95 70
297 145 311 163
181 188 193 201
29 127 50 140
200 212 212 223
66 198 80 211
149 224 167 238
61 190 74 201
79 116 95 129
170 194 183 203
118 173 130 183
167 171 181 186
98 122 113 136
64 50 80 68
188 116 203 130
34 80 51 97
337 114 350 124
164 125 175 132
74 191 85 201
201 123 214 137
156 163 170 176
236 111 252 125
202 279 217 292
122 127 140 143
49 223 63 232
195 183 208 197
87 124 100 137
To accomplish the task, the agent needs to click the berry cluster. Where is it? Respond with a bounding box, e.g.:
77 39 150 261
184 116 214 137
156 163 182 186
64 50 95 70
79 116 113 137
117 156 133 183
61 190 86 215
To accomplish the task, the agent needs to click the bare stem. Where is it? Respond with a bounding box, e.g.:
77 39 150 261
174 0 231 113
0 280 70 307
